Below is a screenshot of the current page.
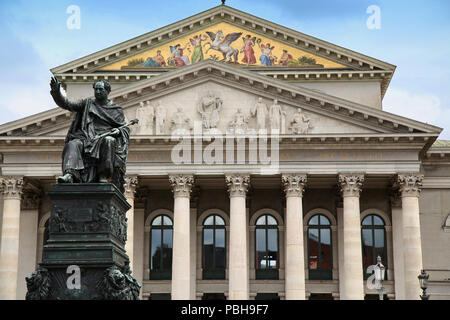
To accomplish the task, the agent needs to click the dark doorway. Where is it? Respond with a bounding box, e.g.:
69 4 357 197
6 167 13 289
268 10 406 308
202 293 226 300
255 293 280 300
309 293 333 300
149 293 171 300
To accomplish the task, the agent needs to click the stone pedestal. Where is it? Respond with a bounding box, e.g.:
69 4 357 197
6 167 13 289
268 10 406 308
25 183 141 300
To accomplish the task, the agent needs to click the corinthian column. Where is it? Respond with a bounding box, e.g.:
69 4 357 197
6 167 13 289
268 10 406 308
282 174 307 300
169 174 194 300
124 176 138 272
397 174 424 300
0 176 24 300
338 174 364 300
226 174 250 300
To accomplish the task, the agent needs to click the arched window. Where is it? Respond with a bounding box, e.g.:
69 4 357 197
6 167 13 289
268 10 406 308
202 215 226 279
255 214 279 279
307 214 332 280
150 215 173 280
361 214 387 280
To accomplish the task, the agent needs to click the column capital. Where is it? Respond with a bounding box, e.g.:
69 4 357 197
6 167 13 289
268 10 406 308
124 175 139 199
225 174 250 197
21 189 42 210
169 174 194 198
397 173 423 197
0 176 24 199
282 174 307 197
338 174 364 197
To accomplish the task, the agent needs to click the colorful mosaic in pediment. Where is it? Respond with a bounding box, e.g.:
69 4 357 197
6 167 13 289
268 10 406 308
101 22 347 71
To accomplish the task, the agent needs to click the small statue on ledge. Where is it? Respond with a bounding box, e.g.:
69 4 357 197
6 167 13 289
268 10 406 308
50 77 138 193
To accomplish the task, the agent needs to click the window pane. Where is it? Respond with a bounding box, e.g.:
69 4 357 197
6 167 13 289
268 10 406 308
319 215 330 226
373 215 384 226
215 216 225 225
163 216 173 226
267 215 277 225
162 229 172 269
267 229 278 269
309 215 319 225
203 229 214 269
152 216 162 226
308 228 319 270
215 229 226 269
204 216 214 225
374 229 384 249
362 229 374 269
256 229 266 269
362 216 372 226
320 229 331 270
151 229 161 270
256 216 266 225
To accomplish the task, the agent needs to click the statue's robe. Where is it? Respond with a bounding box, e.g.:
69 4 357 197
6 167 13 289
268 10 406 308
51 91 130 192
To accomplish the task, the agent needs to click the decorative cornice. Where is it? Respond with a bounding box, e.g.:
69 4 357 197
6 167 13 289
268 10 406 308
338 174 364 197
226 174 250 197
169 174 194 198
0 176 24 199
397 173 424 197
282 174 307 197
124 176 139 199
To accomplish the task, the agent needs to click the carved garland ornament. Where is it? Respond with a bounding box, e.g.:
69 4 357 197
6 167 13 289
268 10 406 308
0 176 24 199
226 174 250 197
338 174 364 197
397 174 424 197
282 174 307 197
169 175 194 198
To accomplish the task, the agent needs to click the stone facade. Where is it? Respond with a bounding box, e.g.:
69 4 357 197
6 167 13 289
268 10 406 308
0 5 449 300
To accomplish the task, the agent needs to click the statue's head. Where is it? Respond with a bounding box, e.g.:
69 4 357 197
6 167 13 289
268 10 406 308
93 80 111 101
274 99 278 104
258 97 263 102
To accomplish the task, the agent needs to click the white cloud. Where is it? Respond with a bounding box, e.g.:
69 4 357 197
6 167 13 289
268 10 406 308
383 88 441 124
383 87 450 140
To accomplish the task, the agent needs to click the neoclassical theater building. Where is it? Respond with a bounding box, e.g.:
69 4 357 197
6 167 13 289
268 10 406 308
0 5 449 300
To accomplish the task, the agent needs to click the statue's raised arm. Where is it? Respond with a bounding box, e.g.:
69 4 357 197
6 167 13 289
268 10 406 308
50 76 85 112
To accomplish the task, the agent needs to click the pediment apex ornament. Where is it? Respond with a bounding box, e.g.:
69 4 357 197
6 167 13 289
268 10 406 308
169 174 194 198
397 173 424 197
282 174 307 197
0 176 24 199
226 174 250 197
338 174 364 197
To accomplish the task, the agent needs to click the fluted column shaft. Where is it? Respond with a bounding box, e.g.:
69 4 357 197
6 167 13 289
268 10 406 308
338 174 365 300
398 174 424 300
226 174 250 300
282 174 307 300
124 176 138 272
0 177 24 300
170 175 194 300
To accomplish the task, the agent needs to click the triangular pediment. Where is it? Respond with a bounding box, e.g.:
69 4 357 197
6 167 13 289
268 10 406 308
51 5 395 75
1 61 440 141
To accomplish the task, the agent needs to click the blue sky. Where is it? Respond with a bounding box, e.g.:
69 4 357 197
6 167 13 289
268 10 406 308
1 0 449 138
